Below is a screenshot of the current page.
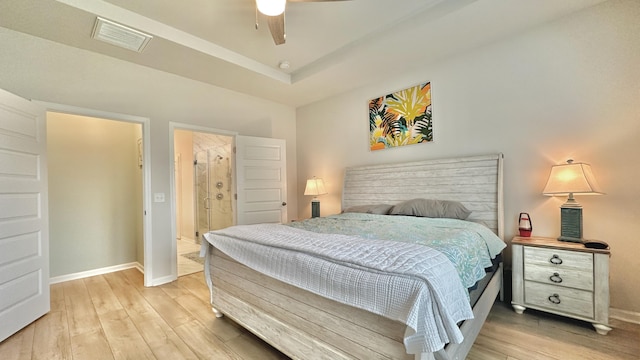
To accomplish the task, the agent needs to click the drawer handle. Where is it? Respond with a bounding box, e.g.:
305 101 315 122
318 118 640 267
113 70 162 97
548 294 561 304
549 254 563 265
549 272 563 283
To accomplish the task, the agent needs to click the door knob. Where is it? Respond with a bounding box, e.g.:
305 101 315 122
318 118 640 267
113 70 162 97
282 202 287 206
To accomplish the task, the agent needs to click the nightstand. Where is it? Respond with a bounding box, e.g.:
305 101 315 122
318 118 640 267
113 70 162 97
511 236 611 335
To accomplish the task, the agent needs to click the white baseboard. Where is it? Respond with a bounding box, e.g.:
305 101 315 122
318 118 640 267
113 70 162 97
147 274 176 286
50 262 142 284
610 307 640 325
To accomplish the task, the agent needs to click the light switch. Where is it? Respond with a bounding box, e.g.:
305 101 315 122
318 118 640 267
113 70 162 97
154 193 165 202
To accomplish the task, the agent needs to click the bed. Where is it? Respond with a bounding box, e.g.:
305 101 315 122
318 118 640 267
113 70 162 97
203 153 505 360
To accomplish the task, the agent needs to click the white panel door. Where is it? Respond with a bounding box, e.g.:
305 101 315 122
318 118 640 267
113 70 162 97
0 88 49 342
235 136 287 225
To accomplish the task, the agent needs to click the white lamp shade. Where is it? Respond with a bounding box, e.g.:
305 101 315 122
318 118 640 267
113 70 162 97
304 177 327 196
542 160 603 195
256 0 286 16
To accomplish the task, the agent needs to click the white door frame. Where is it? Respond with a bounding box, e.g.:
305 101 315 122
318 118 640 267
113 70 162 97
168 122 237 280
35 101 154 286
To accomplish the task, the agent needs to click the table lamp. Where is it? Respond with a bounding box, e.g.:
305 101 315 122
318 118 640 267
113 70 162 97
542 159 603 242
304 176 327 218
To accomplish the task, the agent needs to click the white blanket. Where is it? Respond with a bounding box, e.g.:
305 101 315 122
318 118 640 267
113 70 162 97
203 223 474 354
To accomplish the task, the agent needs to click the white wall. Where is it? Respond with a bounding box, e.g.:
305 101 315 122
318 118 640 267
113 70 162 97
296 0 640 313
0 27 298 284
47 112 142 277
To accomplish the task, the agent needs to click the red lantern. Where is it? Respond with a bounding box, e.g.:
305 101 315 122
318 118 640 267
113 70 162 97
519 212 532 237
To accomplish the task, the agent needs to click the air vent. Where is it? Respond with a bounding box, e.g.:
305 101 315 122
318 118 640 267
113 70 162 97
91 17 152 53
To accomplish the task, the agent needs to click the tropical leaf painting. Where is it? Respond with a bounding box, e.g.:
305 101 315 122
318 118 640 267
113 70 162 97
369 82 432 151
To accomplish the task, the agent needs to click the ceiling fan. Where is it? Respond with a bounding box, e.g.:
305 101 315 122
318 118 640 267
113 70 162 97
255 0 350 45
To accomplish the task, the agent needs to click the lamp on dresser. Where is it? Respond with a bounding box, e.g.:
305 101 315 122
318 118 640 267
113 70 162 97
304 176 327 218
542 159 603 242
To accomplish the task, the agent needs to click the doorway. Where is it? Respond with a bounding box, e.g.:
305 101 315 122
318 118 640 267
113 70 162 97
36 101 152 285
173 129 234 276
46 111 145 279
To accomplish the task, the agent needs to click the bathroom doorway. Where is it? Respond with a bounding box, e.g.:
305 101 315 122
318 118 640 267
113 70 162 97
173 129 234 276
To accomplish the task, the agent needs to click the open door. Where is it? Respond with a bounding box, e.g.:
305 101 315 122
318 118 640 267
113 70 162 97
235 135 287 225
0 88 50 342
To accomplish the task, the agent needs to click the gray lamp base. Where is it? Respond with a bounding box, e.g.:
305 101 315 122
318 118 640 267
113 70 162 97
311 199 320 218
558 206 583 243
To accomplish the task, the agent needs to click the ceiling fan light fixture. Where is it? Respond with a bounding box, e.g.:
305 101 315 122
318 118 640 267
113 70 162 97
256 0 286 16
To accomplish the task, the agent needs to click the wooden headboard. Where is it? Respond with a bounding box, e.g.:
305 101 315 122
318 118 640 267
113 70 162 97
342 153 504 239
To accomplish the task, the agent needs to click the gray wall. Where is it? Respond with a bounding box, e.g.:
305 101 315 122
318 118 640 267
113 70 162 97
295 0 640 313
0 26 298 284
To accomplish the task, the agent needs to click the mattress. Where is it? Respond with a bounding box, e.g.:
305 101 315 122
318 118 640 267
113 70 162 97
287 213 506 290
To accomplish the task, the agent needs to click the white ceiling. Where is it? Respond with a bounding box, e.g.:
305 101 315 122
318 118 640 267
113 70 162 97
0 0 607 107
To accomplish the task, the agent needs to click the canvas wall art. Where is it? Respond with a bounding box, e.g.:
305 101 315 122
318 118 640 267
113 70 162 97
369 82 432 151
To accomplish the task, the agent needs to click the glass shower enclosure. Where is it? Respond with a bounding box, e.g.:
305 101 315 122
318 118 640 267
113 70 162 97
194 149 233 243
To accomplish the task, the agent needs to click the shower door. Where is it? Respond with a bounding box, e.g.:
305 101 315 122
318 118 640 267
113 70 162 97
194 149 232 243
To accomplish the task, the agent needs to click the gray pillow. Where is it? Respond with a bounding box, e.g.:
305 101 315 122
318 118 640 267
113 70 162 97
389 198 471 220
342 204 393 215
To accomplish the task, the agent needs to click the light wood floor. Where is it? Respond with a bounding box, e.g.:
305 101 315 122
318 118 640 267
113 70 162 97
1 269 638 360
177 239 204 277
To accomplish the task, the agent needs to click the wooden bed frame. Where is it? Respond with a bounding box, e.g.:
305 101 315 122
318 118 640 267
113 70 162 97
206 154 504 360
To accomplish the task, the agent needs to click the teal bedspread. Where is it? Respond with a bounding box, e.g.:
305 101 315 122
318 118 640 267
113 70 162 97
287 213 506 289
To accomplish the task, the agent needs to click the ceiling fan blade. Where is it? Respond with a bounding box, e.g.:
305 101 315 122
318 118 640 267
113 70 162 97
267 13 286 45
260 0 349 45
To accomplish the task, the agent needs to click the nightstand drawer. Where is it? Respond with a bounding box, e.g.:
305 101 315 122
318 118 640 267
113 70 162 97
524 263 593 291
524 247 593 272
525 281 594 319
